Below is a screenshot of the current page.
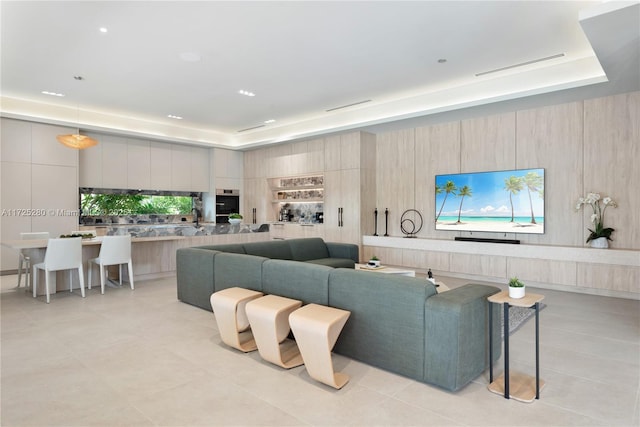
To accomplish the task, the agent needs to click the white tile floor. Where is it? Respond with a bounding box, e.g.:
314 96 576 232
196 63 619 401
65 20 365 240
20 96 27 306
1 273 638 426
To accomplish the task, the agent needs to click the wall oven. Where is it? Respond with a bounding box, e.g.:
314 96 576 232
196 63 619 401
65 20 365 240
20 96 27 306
215 189 240 223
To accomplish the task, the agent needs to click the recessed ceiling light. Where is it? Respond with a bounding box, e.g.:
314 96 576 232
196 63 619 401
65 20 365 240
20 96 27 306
41 91 65 97
438 58 447 63
238 89 255 97
167 114 183 120
264 119 276 124
99 27 108 33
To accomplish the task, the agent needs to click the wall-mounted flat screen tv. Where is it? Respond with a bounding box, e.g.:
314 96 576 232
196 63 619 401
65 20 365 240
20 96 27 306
435 168 544 234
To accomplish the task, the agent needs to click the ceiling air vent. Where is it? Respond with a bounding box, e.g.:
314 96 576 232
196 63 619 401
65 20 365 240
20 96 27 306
475 53 565 77
326 99 372 112
237 124 266 133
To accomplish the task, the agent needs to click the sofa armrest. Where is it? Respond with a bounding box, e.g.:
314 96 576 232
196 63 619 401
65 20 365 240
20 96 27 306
176 248 218 311
423 284 501 391
325 242 359 263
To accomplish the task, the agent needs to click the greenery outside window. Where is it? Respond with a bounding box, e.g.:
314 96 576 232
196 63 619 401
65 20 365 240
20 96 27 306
80 188 200 216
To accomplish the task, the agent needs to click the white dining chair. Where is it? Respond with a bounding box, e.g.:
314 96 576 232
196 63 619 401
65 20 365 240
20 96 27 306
17 232 50 289
88 235 134 294
32 237 85 303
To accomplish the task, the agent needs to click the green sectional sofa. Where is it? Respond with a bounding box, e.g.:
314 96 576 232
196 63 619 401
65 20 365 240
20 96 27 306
176 237 500 392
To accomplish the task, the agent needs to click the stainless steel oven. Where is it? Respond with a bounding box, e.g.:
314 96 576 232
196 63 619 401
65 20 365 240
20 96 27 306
215 189 240 223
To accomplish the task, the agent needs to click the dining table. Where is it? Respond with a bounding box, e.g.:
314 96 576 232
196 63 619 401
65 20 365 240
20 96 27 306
2 237 104 295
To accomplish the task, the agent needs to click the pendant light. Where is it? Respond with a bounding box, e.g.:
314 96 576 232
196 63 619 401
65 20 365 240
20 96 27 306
56 76 99 149
56 133 99 149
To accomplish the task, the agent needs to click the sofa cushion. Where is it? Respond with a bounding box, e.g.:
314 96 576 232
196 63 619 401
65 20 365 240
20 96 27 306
243 240 293 260
305 258 355 268
213 252 267 293
287 237 330 262
328 268 436 380
262 259 331 305
197 244 246 254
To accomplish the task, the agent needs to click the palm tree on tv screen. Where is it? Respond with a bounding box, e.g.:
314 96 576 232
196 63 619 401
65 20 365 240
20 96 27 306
456 185 472 223
523 171 543 224
436 181 457 222
504 176 524 222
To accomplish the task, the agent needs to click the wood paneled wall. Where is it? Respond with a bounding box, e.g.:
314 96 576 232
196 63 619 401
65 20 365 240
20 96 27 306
375 91 639 250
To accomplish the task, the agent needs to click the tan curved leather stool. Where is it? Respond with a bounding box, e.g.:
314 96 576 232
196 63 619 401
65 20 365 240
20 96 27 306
210 287 264 352
289 303 351 389
245 294 303 369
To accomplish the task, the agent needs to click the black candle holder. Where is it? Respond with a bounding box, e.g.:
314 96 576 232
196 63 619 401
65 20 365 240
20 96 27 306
373 208 378 236
384 208 389 236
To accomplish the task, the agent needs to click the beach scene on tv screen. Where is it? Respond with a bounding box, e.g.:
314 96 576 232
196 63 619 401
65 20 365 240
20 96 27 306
435 168 544 234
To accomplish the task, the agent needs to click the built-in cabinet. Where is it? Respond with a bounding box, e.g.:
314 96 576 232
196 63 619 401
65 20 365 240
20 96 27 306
322 132 376 248
0 118 79 271
80 134 209 192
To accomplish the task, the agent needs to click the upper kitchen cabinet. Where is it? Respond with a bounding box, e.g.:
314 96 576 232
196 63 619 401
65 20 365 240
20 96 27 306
213 148 243 179
149 141 172 190
31 122 78 167
101 134 128 189
1 118 31 163
127 138 151 190
324 132 363 171
171 144 191 191
79 132 103 187
190 146 210 192
244 149 266 179
290 138 324 175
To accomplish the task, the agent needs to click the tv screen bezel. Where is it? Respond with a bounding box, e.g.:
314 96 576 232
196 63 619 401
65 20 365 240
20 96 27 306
435 167 545 235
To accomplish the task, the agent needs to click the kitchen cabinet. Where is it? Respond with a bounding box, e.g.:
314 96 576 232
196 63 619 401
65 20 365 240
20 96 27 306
149 142 172 190
322 132 376 250
270 223 323 240
244 178 269 224
190 146 210 192
171 144 191 191
101 135 128 189
127 138 150 190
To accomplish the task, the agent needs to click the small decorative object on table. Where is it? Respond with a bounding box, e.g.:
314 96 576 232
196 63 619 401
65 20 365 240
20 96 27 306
228 213 243 225
367 255 381 268
427 268 436 285
508 277 525 299
575 192 617 248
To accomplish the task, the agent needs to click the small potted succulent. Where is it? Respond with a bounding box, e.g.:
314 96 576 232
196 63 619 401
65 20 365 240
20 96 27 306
508 276 525 299
368 255 381 268
228 213 243 225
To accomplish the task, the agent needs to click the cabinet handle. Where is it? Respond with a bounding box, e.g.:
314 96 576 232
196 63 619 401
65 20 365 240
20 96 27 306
252 207 257 224
338 207 343 227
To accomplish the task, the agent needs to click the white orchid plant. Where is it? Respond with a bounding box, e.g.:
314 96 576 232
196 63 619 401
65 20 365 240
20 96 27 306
575 192 618 243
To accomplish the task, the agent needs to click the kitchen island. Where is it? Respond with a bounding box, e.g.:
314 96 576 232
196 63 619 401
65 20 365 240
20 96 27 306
2 224 271 293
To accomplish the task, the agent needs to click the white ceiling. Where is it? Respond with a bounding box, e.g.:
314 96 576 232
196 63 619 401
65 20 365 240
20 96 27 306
1 1 638 149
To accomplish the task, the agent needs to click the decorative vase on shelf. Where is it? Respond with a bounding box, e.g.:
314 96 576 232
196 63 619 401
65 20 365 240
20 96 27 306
590 237 609 249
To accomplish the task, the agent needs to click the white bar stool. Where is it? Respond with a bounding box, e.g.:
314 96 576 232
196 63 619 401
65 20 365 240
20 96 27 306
210 287 264 352
245 294 303 369
289 303 351 389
